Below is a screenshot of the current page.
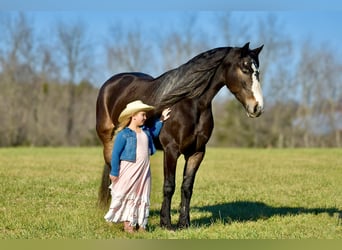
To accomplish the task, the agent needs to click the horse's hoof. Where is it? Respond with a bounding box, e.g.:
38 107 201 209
160 223 175 231
177 222 190 229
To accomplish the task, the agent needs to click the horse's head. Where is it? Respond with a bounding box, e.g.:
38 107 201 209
224 42 264 118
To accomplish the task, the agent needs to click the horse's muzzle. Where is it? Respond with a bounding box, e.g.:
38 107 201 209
246 104 263 118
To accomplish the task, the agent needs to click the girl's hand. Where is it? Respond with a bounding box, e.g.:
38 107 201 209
161 108 171 122
109 175 118 183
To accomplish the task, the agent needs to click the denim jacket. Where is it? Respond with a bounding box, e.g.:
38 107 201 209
110 120 163 176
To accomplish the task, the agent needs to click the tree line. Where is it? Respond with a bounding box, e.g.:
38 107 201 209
0 12 341 147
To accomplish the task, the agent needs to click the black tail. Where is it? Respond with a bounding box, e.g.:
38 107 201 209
97 164 111 209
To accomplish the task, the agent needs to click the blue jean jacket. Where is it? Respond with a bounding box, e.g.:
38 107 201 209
110 120 163 176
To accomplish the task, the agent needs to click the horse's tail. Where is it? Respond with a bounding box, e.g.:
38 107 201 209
97 163 111 209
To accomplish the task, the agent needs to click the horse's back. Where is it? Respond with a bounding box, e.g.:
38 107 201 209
96 72 155 128
100 71 152 87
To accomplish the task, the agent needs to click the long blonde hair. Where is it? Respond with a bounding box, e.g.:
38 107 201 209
114 116 132 135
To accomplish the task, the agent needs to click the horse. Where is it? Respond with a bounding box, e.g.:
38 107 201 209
96 42 264 229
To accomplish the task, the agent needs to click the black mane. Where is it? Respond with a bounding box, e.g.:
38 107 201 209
154 47 231 108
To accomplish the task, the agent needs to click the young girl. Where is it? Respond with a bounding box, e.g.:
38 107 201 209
104 100 171 233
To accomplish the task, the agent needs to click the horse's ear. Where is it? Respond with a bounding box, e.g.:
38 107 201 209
240 42 250 57
242 42 250 50
252 44 264 55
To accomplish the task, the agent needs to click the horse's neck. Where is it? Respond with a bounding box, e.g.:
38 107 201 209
200 73 225 106
153 49 228 106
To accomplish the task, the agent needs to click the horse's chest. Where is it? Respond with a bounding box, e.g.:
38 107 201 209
184 111 214 148
193 119 213 135
162 107 214 152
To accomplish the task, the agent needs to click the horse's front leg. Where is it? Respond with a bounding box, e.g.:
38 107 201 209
160 146 179 229
178 151 205 229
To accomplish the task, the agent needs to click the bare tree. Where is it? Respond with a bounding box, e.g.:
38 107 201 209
56 20 93 83
0 13 36 84
0 13 40 146
159 14 209 72
249 14 294 147
295 42 342 147
55 20 94 144
1 12 340 148
105 23 154 75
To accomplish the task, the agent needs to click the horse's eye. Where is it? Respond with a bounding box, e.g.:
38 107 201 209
241 61 250 73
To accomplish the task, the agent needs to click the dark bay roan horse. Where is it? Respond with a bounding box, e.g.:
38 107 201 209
96 42 264 229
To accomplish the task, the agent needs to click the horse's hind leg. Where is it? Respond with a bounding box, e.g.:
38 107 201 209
97 121 115 167
160 145 179 229
96 121 115 208
178 151 205 228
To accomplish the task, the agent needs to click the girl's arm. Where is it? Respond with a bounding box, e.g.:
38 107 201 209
149 119 163 138
110 132 126 177
149 108 171 138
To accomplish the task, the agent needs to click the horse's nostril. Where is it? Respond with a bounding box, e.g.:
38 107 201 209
254 105 259 114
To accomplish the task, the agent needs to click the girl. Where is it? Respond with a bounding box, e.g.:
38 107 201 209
104 100 171 233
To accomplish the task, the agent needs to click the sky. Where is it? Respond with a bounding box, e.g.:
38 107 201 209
1 0 341 11
10 11 341 53
1 0 341 40
1 0 342 83
1 0 341 50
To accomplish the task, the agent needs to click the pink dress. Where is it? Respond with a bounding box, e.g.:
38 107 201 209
104 131 151 228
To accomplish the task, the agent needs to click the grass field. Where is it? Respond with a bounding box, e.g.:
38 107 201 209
0 147 341 239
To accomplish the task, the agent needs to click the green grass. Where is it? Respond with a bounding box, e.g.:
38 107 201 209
0 147 341 239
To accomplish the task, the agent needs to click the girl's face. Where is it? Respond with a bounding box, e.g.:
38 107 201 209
131 111 147 126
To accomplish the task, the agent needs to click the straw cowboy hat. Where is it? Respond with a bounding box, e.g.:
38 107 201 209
118 100 155 123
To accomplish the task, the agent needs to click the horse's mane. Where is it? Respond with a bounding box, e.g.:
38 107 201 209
154 47 231 109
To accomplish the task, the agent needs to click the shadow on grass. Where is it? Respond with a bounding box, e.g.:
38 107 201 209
190 201 341 226
150 201 341 228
